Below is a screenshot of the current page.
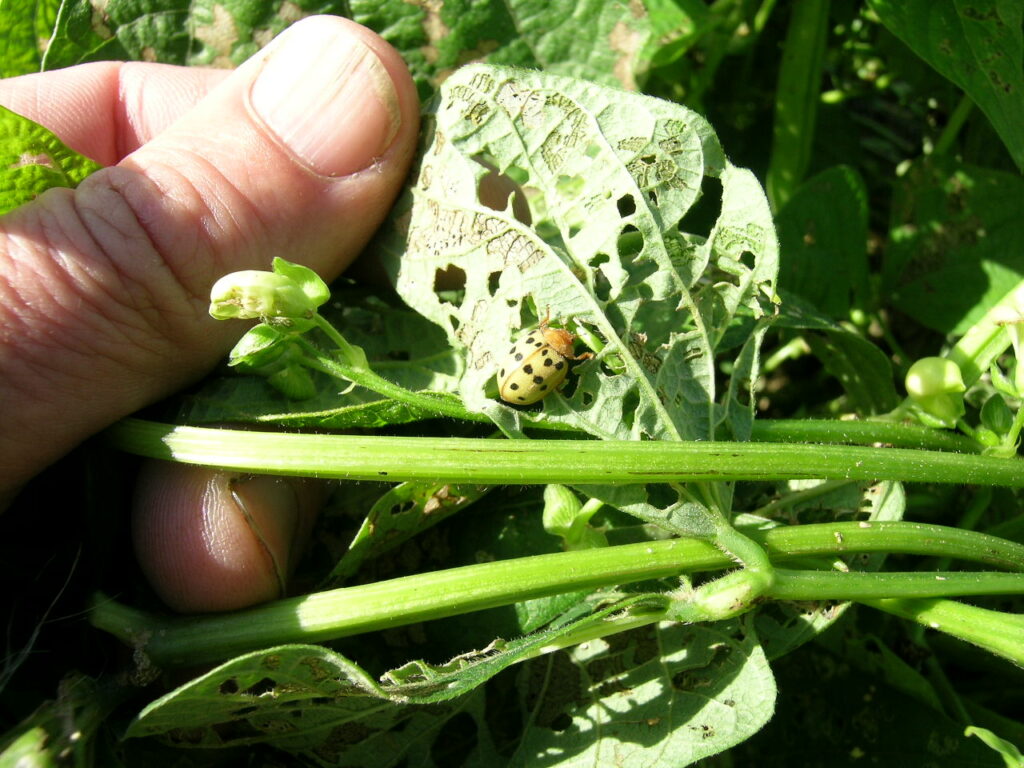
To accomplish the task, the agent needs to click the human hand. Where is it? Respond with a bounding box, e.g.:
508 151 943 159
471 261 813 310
0 16 419 611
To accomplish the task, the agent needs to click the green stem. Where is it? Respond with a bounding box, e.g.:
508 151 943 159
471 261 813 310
749 418 980 452
90 521 1024 666
296 337 483 424
863 597 1024 668
932 94 974 158
930 487 991 573
754 520 1024 571
761 335 810 373
1005 404 1024 453
105 418 1024 487
768 569 1024 601
93 538 726 667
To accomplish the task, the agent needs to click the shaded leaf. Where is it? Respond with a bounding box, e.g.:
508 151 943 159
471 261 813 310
776 165 870 319
883 159 1024 335
869 0 1024 171
510 621 775 767
774 295 899 415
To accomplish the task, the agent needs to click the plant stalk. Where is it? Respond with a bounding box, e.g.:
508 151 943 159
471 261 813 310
105 418 1024 487
91 521 1024 666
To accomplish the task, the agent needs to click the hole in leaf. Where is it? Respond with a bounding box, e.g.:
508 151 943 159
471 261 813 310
390 500 416 516
590 252 610 268
678 175 723 240
475 156 531 224
624 258 658 287
488 271 502 294
617 224 644 260
739 250 755 271
616 194 636 217
242 677 277 696
556 174 586 199
594 267 612 303
646 483 679 511
219 678 239 695
434 265 466 293
621 389 640 431
549 712 573 732
568 224 581 239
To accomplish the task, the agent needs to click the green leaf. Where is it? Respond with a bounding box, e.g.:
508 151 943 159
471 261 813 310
883 159 1024 335
641 0 711 69
40 0 349 70
380 63 778 444
0 0 62 76
124 608 775 768
776 165 870 319
0 675 125 768
0 105 103 214
352 0 661 100
272 256 330 308
765 1 830 210
734 643 1003 765
324 481 491 585
510 621 775 767
965 726 1024 768
869 0 1024 172
751 479 906 660
124 597 660 740
774 296 900 415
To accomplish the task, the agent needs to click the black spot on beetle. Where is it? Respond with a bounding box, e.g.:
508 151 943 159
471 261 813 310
533 375 544 384
543 358 554 367
534 341 543 347
523 364 533 374
510 382 519 390
540 384 548 390
525 336 536 344
517 396 526 401
555 361 565 370
514 353 523 361
499 368 505 377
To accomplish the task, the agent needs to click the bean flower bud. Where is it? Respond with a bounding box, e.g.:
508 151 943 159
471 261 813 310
905 357 966 427
209 271 314 321
209 258 330 322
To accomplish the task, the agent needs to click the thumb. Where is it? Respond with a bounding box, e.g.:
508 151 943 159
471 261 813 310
0 16 418 493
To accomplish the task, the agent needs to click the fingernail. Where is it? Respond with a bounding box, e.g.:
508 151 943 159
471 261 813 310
250 20 402 177
230 475 304 597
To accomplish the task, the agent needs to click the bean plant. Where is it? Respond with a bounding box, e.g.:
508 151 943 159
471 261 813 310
2 2 1023 766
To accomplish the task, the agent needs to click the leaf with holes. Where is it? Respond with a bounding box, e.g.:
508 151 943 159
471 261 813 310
125 595 679 758
510 620 776 767
380 64 778 445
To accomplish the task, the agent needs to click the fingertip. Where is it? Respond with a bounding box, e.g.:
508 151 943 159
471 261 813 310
132 461 324 613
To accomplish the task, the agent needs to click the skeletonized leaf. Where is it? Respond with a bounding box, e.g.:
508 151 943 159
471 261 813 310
381 64 778 444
